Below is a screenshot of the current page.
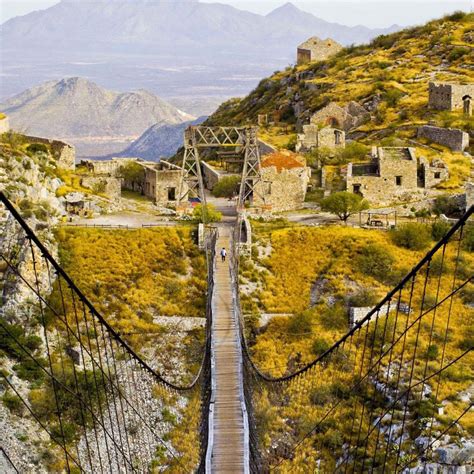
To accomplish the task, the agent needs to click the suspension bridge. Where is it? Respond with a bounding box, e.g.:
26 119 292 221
0 127 473 473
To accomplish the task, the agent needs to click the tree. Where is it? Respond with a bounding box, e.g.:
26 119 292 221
320 192 369 222
192 204 222 223
212 175 241 199
118 162 145 193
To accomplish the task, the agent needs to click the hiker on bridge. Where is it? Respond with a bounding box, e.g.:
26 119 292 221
220 247 227 262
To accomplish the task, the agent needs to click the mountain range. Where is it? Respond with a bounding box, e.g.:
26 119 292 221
118 116 207 161
0 1 400 112
0 78 193 157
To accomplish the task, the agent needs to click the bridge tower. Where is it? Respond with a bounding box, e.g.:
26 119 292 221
177 126 265 214
177 127 207 210
238 126 265 211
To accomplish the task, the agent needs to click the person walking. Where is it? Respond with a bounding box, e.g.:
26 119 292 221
220 247 227 263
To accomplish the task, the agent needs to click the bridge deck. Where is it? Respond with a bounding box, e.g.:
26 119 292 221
211 226 246 473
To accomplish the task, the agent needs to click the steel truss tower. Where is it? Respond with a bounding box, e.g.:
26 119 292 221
177 126 264 212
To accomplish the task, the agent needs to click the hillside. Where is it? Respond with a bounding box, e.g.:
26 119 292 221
118 116 207 161
208 12 473 154
0 77 193 157
0 1 399 105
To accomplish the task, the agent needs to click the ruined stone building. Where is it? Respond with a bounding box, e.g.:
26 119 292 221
23 135 76 170
296 125 345 153
297 37 342 65
143 161 187 207
309 102 370 131
417 125 470 152
428 82 474 114
346 147 449 205
253 150 311 212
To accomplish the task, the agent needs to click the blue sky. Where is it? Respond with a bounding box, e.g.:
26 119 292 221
1 1 471 27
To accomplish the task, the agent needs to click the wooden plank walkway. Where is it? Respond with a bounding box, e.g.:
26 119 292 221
211 225 246 473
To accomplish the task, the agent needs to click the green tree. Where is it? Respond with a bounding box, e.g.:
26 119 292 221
320 191 369 222
119 162 145 193
192 204 222 223
212 176 241 198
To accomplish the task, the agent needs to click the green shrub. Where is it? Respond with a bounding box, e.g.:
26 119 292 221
390 223 431 250
309 385 332 406
356 243 395 281
337 142 369 164
449 47 470 61
2 392 24 416
192 204 222 223
320 303 347 331
384 88 404 107
431 221 451 241
429 254 450 276
444 11 466 21
26 143 49 155
13 357 46 384
462 226 474 252
433 195 459 217
311 337 331 357
212 175 241 198
288 310 313 335
426 344 439 360
348 288 379 307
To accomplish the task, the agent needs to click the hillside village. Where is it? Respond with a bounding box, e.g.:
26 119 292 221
2 13 471 224
0 9 473 474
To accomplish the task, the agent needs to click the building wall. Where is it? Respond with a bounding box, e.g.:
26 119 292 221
202 161 221 190
254 165 310 212
297 48 312 66
347 148 418 205
80 176 122 199
428 82 474 111
80 158 139 176
24 135 76 170
296 38 342 65
0 115 10 134
144 166 185 207
378 148 418 189
346 148 449 206
418 125 469 152
419 156 450 189
310 102 370 131
296 125 345 152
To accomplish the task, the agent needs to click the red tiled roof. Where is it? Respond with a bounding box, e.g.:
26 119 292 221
261 151 305 172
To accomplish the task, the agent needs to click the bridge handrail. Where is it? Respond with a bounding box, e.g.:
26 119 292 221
233 206 473 383
0 191 210 391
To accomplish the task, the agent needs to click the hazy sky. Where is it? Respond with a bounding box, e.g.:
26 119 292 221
0 0 472 27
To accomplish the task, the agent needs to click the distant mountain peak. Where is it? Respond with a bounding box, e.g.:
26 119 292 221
267 2 302 17
0 77 195 157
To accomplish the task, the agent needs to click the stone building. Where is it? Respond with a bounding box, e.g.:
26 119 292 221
346 147 448 206
417 125 470 152
24 135 76 170
297 37 342 65
143 161 187 207
254 150 311 212
80 157 139 176
296 125 345 153
80 176 122 199
428 82 474 113
310 102 370 131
